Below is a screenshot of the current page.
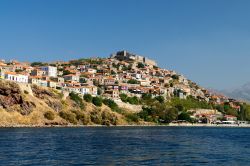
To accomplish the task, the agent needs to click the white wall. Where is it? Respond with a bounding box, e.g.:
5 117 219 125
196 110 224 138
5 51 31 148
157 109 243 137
5 74 28 83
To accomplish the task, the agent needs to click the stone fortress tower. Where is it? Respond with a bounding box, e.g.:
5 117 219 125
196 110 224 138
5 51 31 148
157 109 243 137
110 50 157 67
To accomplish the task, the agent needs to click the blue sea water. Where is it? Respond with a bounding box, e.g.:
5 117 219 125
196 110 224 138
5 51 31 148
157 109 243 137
0 127 249 166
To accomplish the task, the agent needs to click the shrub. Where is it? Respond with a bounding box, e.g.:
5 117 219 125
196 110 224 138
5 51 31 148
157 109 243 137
155 96 165 103
127 79 139 84
127 96 139 105
111 70 116 75
103 98 118 110
111 107 124 114
142 93 152 100
24 90 29 94
72 110 90 125
101 111 117 126
125 113 139 122
138 104 178 123
59 111 77 124
178 112 193 122
120 93 128 102
90 109 102 124
63 70 72 76
44 111 55 120
171 75 179 80
84 94 93 102
92 97 102 107
31 62 44 67
69 92 85 109
97 88 102 95
137 62 145 68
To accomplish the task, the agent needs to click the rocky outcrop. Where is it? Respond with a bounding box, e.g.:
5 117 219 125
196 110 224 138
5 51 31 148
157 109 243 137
31 85 63 112
31 84 57 99
0 80 35 115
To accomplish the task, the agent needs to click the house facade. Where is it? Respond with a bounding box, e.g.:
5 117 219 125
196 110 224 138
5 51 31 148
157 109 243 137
5 72 28 83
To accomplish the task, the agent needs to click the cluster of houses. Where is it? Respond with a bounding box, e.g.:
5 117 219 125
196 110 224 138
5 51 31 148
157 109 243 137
188 109 241 124
0 51 243 123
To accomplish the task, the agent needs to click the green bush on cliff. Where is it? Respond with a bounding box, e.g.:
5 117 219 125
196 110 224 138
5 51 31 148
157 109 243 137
127 79 139 84
84 94 93 102
101 110 117 126
125 113 139 123
155 96 165 103
90 109 102 124
103 98 118 109
92 97 102 107
44 111 55 120
72 110 90 125
59 111 77 124
120 93 128 102
127 96 140 105
69 92 85 109
119 94 139 105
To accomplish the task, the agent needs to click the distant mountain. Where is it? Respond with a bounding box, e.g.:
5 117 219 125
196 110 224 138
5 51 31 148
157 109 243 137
221 82 250 102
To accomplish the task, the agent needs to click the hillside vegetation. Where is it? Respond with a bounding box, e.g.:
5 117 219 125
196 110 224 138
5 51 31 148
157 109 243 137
0 80 145 126
0 79 249 126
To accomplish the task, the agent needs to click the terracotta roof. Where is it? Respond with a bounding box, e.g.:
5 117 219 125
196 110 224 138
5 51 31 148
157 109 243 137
5 71 17 75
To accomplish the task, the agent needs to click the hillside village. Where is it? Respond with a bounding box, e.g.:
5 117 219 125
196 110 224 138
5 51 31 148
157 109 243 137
0 50 246 125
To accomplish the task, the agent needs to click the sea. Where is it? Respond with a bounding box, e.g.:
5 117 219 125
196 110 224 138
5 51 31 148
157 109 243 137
0 126 249 166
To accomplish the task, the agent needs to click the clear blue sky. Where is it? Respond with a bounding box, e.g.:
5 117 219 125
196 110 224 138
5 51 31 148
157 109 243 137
0 0 250 89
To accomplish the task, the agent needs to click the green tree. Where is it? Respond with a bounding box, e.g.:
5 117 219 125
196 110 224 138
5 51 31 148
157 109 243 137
137 62 145 68
120 93 128 102
178 112 193 122
31 62 44 67
127 96 139 105
92 97 103 106
155 96 165 103
171 75 179 80
69 92 85 109
84 94 93 102
111 70 116 75
15 69 23 73
97 87 103 95
127 79 139 84
158 107 178 123
63 70 72 76
142 93 152 100
103 98 118 110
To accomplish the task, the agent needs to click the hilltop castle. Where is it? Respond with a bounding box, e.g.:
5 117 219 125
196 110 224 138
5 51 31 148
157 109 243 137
110 50 157 67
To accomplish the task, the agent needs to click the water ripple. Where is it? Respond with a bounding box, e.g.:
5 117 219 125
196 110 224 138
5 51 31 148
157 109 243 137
0 127 249 165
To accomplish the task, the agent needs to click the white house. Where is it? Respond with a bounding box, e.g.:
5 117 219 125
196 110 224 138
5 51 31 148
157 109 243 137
80 86 90 95
63 74 80 82
28 76 48 87
5 72 28 83
40 66 57 77
79 86 97 96
86 68 97 74
64 87 81 94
